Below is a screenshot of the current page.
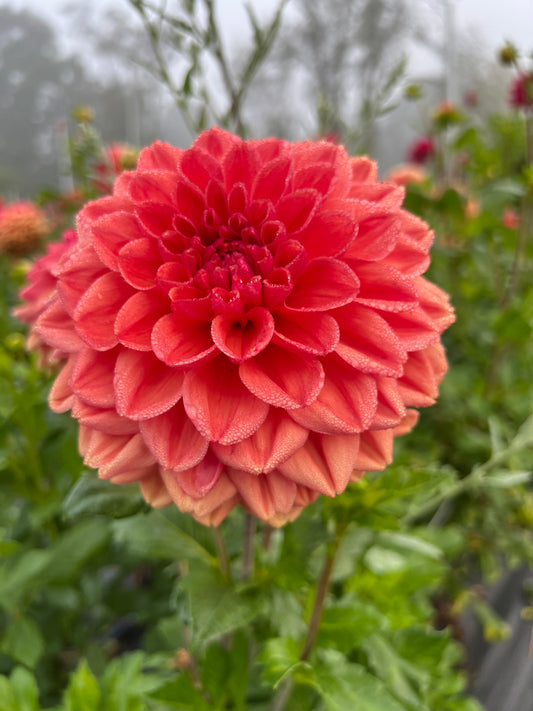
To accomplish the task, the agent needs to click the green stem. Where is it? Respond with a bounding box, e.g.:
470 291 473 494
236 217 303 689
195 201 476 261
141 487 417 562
213 526 231 579
242 513 256 581
270 525 345 711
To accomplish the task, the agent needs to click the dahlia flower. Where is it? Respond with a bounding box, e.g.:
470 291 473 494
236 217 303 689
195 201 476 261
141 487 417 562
15 230 77 367
0 201 49 255
26 128 454 526
407 137 435 165
509 72 533 109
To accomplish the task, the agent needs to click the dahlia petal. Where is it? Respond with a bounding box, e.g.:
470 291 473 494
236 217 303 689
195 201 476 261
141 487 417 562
175 178 206 227
76 196 131 245
92 211 144 271
228 470 297 521
319 432 361 493
48 357 76 413
211 307 274 362
135 201 176 238
349 212 400 261
36 298 85 353
74 272 134 350
397 344 447 408
107 463 159 486
174 448 224 498
183 355 269 445
276 189 318 234
334 303 407 376
400 211 434 250
56 246 107 316
273 308 339 356
383 233 430 276
239 344 324 409
71 399 139 435
139 472 173 508
193 126 239 162
416 277 455 332
293 162 335 195
350 156 378 183
352 261 418 312
213 408 308 474
252 156 293 204
162 467 239 522
347 182 404 208
223 141 260 191
140 401 208 471
393 409 419 437
276 435 336 497
354 429 394 471
137 141 182 172
70 347 118 408
114 349 184 419
371 376 406 429
81 429 156 479
152 313 216 367
129 171 178 206
205 180 229 223
286 258 359 311
290 353 377 434
118 238 162 289
180 147 224 191
381 307 439 351
115 290 169 351
300 210 357 259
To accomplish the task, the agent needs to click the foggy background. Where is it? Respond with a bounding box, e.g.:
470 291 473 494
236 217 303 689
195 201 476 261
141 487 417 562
1 0 531 196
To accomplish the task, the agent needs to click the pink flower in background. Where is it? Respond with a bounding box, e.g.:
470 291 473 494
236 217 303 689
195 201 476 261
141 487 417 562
0 201 49 255
509 72 533 109
93 143 140 194
385 164 427 188
407 136 435 165
502 208 520 229
27 128 454 526
15 230 77 366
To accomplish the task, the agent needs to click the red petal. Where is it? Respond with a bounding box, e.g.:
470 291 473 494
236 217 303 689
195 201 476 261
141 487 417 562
152 312 215 367
383 232 430 276
352 261 418 312
211 307 274 362
174 448 224 497
416 277 455 332
349 211 400 261
276 189 318 234
140 400 208 471
300 210 357 259
293 162 336 195
252 156 293 204
175 178 206 227
193 127 239 162
72 400 138 435
286 258 359 311
228 470 297 520
371 376 406 429
213 408 308 474
334 302 407 376
49 357 76 413
129 171 178 205
57 246 107 316
354 429 394 471
239 343 324 409
397 344 446 407
70 347 119 408
180 147 223 191
114 349 184 419
92 211 144 271
81 429 156 479
162 468 239 525
223 141 259 191
381 307 438 351
183 355 269 445
290 353 377 434
139 472 173 508
347 182 404 208
115 290 169 351
118 238 161 290
135 201 176 238
36 298 84 353
350 156 377 183
137 141 182 172
76 196 131 245
74 272 134 351
273 308 339 356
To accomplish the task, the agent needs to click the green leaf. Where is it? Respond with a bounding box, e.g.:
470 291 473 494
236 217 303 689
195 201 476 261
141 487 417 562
201 643 230 706
0 667 40 711
484 470 532 488
304 651 408 711
112 512 214 565
148 674 211 710
317 598 388 653
180 566 262 651
63 473 146 521
0 616 44 669
101 652 167 710
510 413 533 449
258 637 303 687
63 660 101 711
41 519 111 584
376 532 443 560
0 550 51 611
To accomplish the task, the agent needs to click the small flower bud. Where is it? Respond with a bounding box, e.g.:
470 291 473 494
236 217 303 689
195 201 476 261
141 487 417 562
498 42 518 65
404 84 422 100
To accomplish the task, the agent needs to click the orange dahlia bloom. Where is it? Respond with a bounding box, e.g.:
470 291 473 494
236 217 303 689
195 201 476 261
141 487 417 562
0 201 49 255
26 128 454 526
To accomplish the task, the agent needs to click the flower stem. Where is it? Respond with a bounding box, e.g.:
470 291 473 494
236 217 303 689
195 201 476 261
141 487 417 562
242 513 256 581
213 526 231 579
270 525 345 711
